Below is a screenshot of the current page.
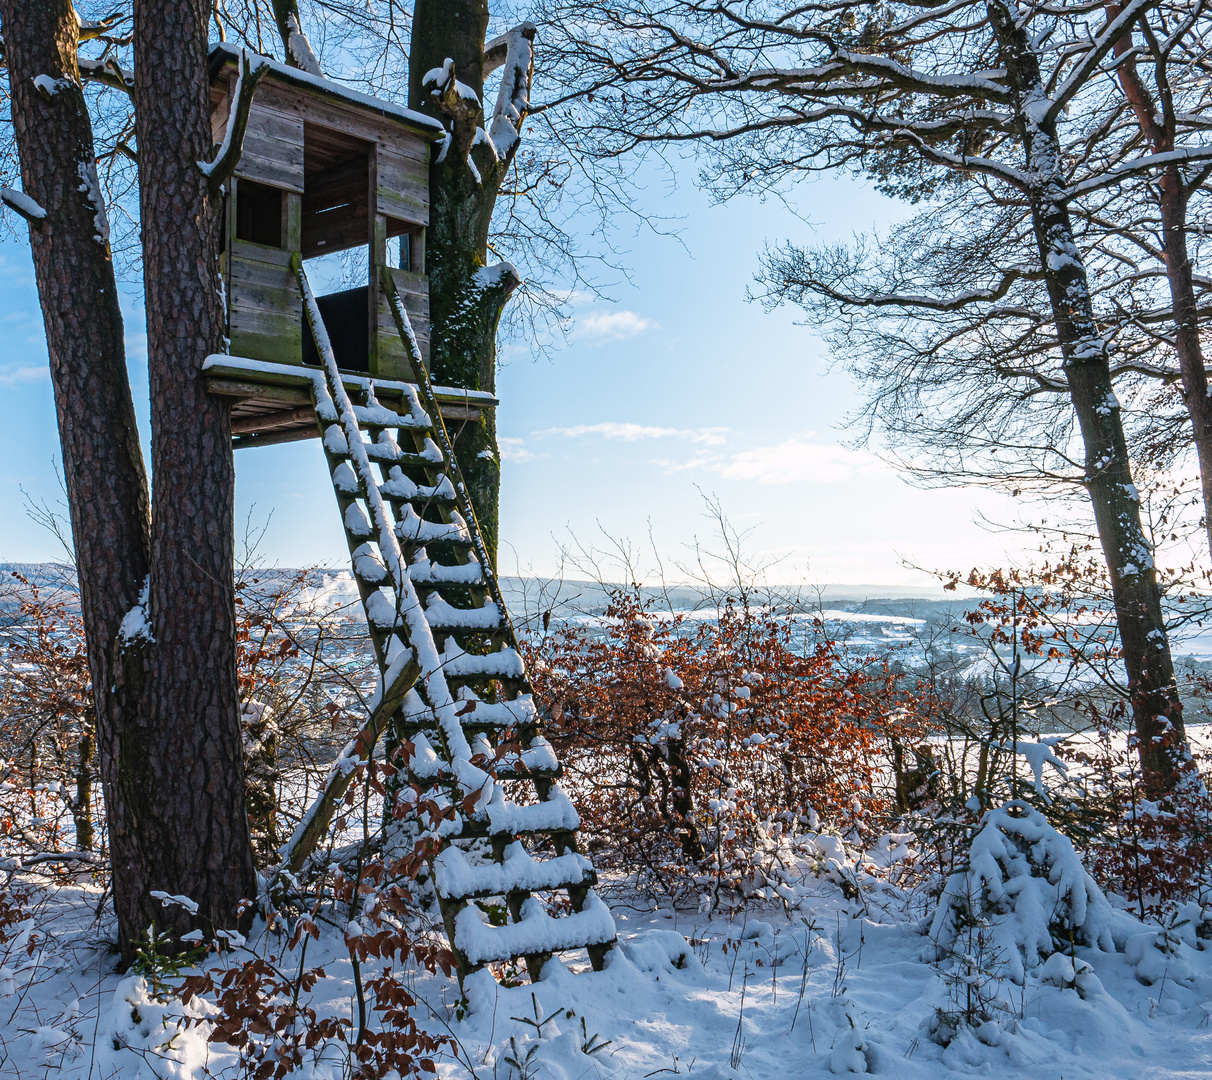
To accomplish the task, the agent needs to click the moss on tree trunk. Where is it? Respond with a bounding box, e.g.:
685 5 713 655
409 0 529 565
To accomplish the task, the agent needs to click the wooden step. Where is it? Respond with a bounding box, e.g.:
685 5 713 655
432 843 596 902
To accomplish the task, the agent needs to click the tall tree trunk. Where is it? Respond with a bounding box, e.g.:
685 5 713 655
409 0 528 565
1106 8 1212 564
129 0 256 954
989 0 1190 793
0 0 153 924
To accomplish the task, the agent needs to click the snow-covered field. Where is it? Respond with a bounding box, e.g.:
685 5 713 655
4 823 1212 1080
4 564 1212 1078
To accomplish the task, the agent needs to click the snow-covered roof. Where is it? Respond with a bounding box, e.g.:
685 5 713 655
208 42 446 141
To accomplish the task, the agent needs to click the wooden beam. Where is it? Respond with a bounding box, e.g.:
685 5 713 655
203 356 499 409
232 426 318 450
231 405 317 435
206 377 311 404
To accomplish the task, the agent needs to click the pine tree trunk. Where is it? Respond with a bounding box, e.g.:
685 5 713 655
409 0 522 565
988 0 1190 793
128 0 256 952
0 0 152 916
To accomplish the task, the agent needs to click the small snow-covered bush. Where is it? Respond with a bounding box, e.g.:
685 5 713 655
929 801 1114 984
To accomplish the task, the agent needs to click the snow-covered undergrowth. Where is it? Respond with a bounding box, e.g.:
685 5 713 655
4 814 1212 1080
929 802 1116 984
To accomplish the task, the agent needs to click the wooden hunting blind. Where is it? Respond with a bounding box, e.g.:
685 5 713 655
199 42 617 982
203 43 493 446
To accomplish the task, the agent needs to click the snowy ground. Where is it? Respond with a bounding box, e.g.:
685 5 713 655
4 844 1212 1080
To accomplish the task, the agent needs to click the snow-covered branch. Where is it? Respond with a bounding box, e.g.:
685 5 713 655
0 187 46 226
888 128 1031 187
423 57 482 168
199 49 268 198
830 48 1013 102
485 22 536 157
1045 0 1161 124
786 264 1036 312
1067 144 1212 199
77 56 134 96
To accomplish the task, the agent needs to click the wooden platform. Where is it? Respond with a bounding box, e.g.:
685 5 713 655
203 355 497 450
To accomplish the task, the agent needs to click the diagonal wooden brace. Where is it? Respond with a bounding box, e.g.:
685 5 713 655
281 653 421 874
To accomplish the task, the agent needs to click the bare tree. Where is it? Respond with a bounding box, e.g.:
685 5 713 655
537 0 1211 791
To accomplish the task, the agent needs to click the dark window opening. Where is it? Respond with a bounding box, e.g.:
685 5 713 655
302 123 372 259
386 218 422 272
235 179 284 247
301 286 370 373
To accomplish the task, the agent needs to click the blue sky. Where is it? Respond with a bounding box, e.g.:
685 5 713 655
0 165 1032 587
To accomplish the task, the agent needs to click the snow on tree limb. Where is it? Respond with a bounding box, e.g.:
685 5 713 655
0 187 46 226
77 56 134 96
1067 144 1212 200
423 57 482 167
784 263 1037 313
484 22 536 156
285 14 321 76
1044 0 1161 126
198 48 268 198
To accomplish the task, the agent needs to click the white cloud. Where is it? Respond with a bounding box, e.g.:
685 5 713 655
499 437 539 463
537 422 727 445
576 309 658 342
0 364 48 387
656 438 880 485
712 439 879 484
533 423 875 485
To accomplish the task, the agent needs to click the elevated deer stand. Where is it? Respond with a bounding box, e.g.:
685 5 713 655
204 42 491 443
203 45 616 985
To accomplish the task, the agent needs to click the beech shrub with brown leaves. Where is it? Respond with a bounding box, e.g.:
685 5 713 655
523 587 905 904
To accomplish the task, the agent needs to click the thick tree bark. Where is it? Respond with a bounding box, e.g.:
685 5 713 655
0 0 153 917
409 0 526 565
1107 8 1212 564
989 0 1190 793
129 0 256 954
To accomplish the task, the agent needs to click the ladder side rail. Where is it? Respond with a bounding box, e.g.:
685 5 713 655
382 270 533 698
383 268 614 974
295 254 482 779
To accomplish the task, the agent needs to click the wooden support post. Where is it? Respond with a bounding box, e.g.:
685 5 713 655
283 191 301 255
280 651 421 874
222 177 239 339
368 144 388 377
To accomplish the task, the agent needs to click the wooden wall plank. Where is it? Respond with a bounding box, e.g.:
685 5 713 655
376 146 429 225
379 266 430 374
229 330 302 368
236 111 305 193
231 239 295 267
230 282 300 316
256 80 432 164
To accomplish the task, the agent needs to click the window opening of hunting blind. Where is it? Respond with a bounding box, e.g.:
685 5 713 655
234 179 284 248
301 124 372 371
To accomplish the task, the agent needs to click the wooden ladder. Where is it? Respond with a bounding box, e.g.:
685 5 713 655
285 256 616 984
